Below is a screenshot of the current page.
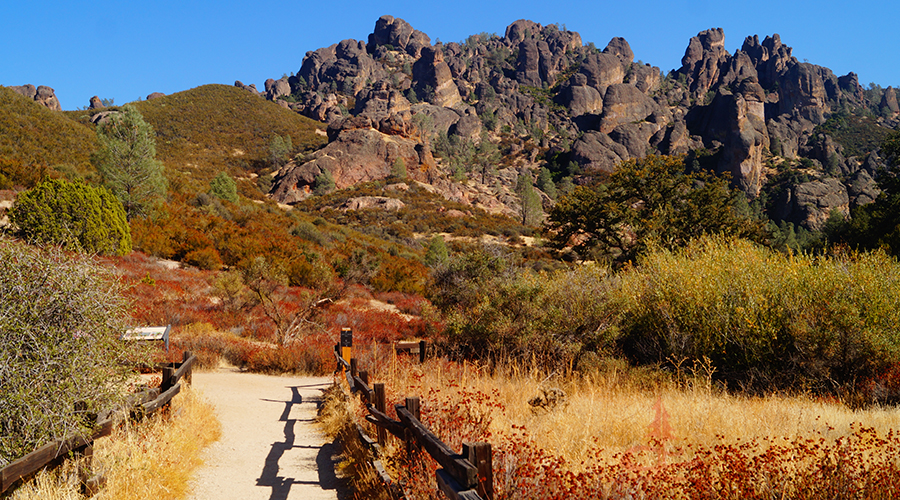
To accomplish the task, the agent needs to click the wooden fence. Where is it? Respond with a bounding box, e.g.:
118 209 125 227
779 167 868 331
0 351 197 497
334 328 493 500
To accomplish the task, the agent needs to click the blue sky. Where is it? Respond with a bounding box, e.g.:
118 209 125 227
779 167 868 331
3 1 898 110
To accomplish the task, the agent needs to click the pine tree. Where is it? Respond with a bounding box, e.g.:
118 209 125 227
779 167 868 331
517 168 542 226
94 104 166 220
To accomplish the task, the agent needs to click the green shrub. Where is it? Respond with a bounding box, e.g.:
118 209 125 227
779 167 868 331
0 238 142 465
209 171 239 203
8 178 131 255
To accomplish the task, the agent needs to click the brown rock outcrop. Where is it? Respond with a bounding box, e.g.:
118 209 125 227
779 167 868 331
578 52 626 96
882 87 900 116
9 84 61 110
412 46 461 108
89 96 105 109
265 77 291 100
270 127 436 204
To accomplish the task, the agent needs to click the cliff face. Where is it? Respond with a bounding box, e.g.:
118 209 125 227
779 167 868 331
262 15 898 229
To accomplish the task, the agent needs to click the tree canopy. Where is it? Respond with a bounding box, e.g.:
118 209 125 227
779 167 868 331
94 104 167 220
545 155 764 264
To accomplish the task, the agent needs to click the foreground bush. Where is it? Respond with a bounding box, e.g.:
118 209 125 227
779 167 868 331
612 236 900 396
0 238 141 466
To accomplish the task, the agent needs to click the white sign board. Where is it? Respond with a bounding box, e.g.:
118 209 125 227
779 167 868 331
123 325 171 352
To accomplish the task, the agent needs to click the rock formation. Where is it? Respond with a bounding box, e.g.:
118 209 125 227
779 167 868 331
8 84 61 111
262 16 895 230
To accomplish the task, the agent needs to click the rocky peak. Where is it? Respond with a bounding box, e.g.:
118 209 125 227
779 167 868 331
603 37 634 65
89 96 105 109
680 28 729 97
367 15 431 58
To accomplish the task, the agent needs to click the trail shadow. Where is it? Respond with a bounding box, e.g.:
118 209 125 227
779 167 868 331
255 386 350 500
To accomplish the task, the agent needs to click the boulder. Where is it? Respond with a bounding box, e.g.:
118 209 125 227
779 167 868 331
570 131 630 173
603 37 634 65
340 196 405 211
598 83 659 134
578 52 626 96
146 92 166 100
609 122 662 159
557 74 604 116
234 80 261 95
367 15 431 57
9 84 61 110
847 169 879 208
504 20 542 46
89 96 105 109
354 80 412 121
265 77 291 100
775 177 849 231
450 112 482 140
627 64 662 94
882 87 900 116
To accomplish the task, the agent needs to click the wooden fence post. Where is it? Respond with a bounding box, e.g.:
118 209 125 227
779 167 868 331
350 358 358 379
161 366 175 413
182 351 193 385
161 367 175 392
359 370 369 386
419 340 426 363
464 442 493 500
405 396 421 458
340 328 352 368
374 383 387 446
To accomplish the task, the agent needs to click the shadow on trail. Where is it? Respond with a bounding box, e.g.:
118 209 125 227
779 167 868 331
256 385 350 500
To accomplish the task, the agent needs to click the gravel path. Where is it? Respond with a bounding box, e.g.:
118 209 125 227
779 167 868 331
187 367 348 500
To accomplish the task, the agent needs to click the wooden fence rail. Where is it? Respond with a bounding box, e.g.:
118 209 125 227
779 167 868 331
334 328 493 500
0 351 197 497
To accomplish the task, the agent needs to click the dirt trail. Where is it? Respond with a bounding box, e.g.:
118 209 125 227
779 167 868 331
187 367 348 500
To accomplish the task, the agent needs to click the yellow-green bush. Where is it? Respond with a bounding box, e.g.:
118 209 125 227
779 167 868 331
611 236 900 393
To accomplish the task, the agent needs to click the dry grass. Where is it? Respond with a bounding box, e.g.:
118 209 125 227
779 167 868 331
361 354 900 498
318 383 395 500
8 386 220 500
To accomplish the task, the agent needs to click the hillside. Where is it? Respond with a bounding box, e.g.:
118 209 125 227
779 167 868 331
134 85 326 180
0 86 98 188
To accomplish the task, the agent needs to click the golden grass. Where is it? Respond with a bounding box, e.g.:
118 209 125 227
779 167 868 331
375 354 900 471
8 386 220 500
318 383 394 500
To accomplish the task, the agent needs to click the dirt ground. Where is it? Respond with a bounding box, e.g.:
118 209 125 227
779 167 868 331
186 367 349 500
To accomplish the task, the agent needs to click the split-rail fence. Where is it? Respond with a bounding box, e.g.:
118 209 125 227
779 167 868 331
334 328 493 500
0 351 197 497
